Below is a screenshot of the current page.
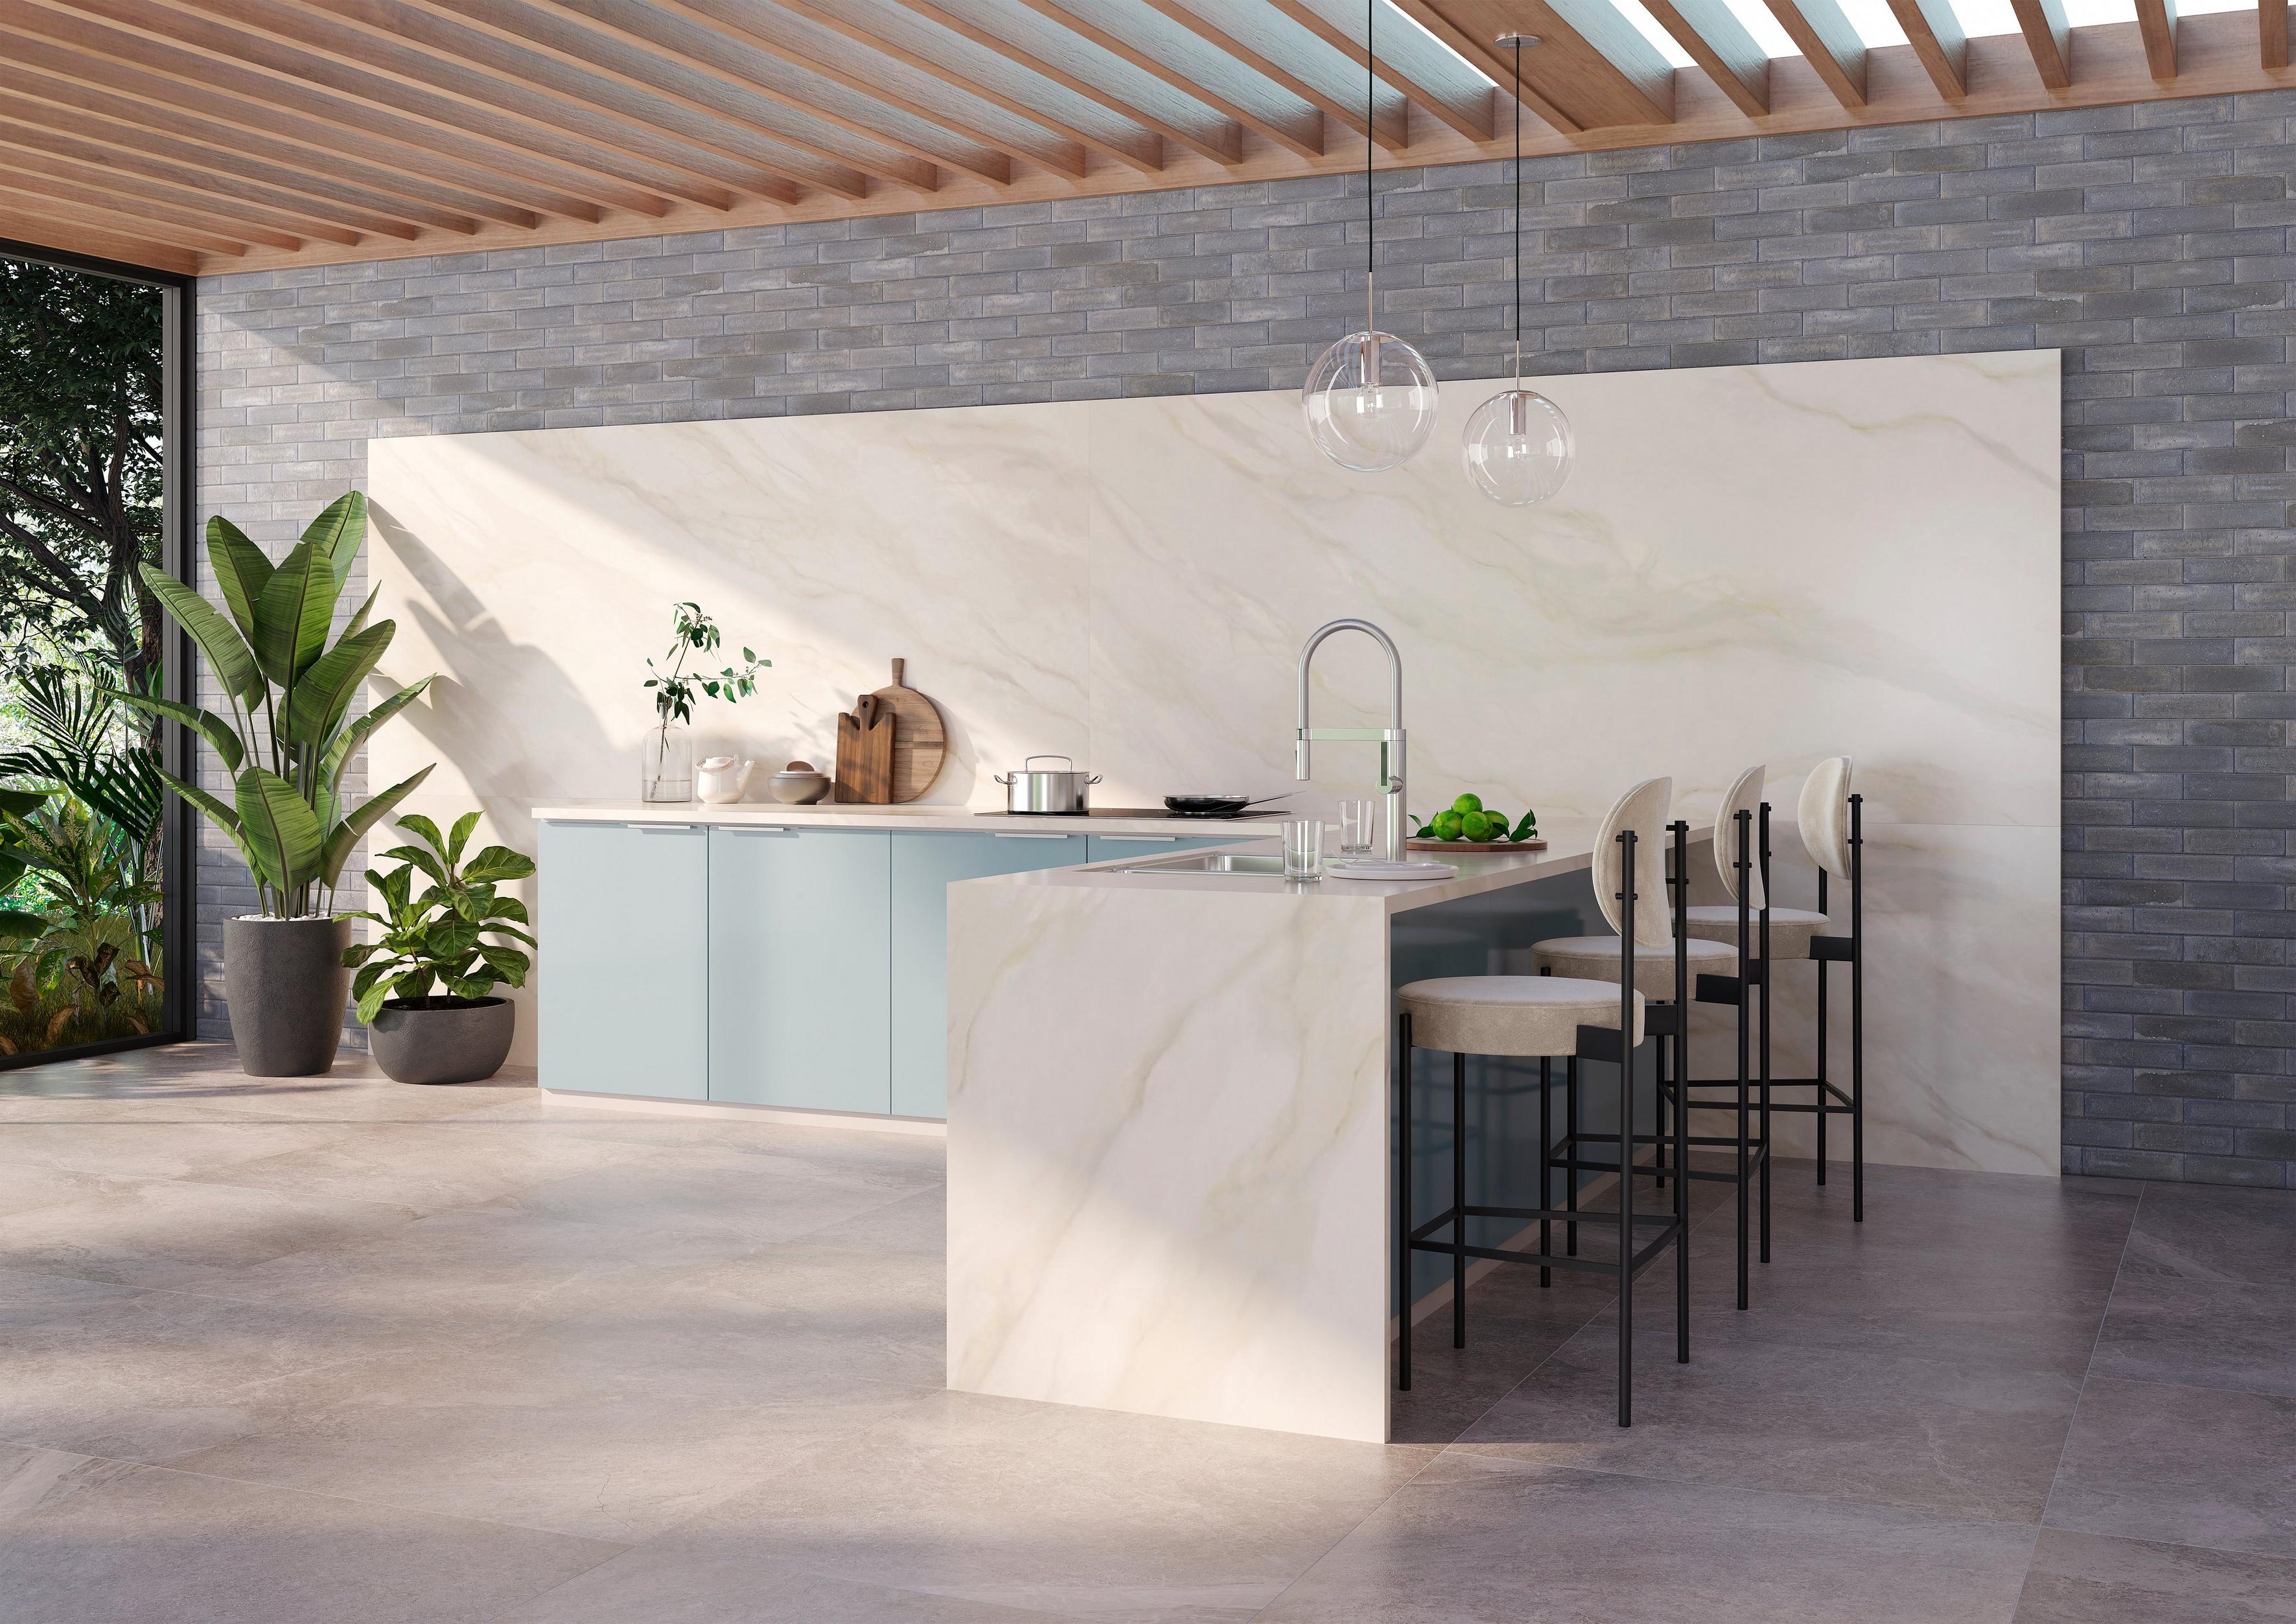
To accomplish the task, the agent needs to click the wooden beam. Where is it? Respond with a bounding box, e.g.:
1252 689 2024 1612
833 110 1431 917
1009 0 1325 160
1638 0 1770 116
1384 1 1582 134
0 176 250 255
1137 0 1407 152
767 0 1162 174
0 203 199 271
0 115 358 244
12 0 680 216
2136 0 2175 78
0 105 424 237
0 159 306 249
1259 0 1496 142
0 15 599 222
2262 0 2286 68
2008 0 2074 87
883 0 1242 165
1765 0 1868 108
1885 0 1968 99
384 0 891 196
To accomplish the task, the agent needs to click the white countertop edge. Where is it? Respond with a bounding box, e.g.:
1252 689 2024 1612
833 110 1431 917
530 802 1290 838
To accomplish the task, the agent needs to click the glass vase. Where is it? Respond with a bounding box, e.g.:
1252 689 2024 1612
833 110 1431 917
642 721 693 802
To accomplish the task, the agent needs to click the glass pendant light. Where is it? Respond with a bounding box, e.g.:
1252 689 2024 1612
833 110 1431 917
1303 1 1437 472
1463 34 1573 506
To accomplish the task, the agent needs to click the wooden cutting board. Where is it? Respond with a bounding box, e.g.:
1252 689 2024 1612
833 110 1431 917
1408 837 1549 852
868 658 947 804
834 693 896 804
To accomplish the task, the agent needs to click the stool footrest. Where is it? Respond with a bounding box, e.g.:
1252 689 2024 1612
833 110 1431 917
1406 1224 1685 1280
1812 936 1855 963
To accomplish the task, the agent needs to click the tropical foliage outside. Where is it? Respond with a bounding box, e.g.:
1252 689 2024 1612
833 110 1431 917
0 254 170 1056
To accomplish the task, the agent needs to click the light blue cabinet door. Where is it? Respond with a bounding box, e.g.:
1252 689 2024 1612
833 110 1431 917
890 831 1085 1119
538 820 708 1100
709 827 892 1113
1085 835 1243 864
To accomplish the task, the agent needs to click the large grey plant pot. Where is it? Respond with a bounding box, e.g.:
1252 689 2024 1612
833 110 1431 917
369 997 515 1085
223 915 353 1077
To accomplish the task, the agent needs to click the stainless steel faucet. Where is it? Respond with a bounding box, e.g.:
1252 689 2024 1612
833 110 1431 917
1295 618 1407 863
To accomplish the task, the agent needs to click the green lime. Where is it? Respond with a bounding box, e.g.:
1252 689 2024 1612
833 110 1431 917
1433 810 1463 840
1481 811 1509 839
1461 811 1494 841
1452 792 1483 815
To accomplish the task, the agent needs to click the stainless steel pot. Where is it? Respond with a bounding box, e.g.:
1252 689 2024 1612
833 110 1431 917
993 754 1101 814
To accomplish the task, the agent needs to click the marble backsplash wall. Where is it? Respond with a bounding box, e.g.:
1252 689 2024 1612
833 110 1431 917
369 347 2059 1171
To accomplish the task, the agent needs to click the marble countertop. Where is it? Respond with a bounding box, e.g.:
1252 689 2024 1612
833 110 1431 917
529 801 1290 837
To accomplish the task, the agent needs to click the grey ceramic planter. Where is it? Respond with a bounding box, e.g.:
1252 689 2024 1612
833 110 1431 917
368 997 515 1085
223 915 353 1076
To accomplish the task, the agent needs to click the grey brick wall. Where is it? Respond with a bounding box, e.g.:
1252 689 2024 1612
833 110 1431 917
198 91 2296 1186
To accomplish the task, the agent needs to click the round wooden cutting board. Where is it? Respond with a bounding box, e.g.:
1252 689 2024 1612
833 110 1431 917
869 658 947 803
1407 837 1549 852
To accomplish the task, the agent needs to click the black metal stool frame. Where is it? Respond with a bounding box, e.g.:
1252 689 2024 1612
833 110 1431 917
1396 828 1691 1428
1679 793 1866 1222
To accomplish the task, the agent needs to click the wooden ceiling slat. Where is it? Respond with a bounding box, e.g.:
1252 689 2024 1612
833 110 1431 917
599 0 1027 185
2265 0 2288 67
1383 1 1581 134
2137 0 2175 78
1638 0 1770 116
0 57 535 229
1764 0 1869 108
1884 0 1968 99
27 0 695 215
0 177 252 253
769 0 1163 174
1137 0 1406 152
385 0 888 195
0 14 601 222
883 0 1242 165
2008 0 2074 86
1259 0 1495 142
155 0 800 205
1008 0 1325 160
0 114 363 242
0 163 296 246
0 107 426 238
0 203 200 270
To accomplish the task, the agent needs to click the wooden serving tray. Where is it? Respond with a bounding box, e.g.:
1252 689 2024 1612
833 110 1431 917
1408 837 1548 852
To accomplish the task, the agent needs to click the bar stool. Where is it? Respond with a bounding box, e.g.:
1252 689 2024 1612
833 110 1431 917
1395 813 1689 1428
1533 778 1750 1303
1683 756 1868 1220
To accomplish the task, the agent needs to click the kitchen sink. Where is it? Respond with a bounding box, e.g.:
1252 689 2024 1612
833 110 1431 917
1113 852 1289 877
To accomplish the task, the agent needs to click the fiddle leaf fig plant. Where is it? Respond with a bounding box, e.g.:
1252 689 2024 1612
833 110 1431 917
117 492 435 918
343 812 536 1024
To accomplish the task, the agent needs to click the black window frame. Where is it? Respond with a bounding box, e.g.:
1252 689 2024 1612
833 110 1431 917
0 235 196 1069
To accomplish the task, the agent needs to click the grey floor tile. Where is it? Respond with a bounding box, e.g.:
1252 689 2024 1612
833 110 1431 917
2047 1378 2296 1559
1257 1452 2037 1623
2120 1184 2296 1290
0 1454 620 1624
505 1552 1096 1623
2090 1271 2296 1400
2014 1529 2296 1622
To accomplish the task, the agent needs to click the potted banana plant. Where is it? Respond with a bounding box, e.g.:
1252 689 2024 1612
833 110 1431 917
120 491 435 1076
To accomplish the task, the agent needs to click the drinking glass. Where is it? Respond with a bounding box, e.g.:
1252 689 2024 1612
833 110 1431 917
1337 798 1376 855
1282 818 1325 879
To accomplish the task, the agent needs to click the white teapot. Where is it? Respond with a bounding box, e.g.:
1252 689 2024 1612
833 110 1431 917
695 756 756 804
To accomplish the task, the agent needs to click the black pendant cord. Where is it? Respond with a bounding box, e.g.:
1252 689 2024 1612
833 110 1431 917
1365 0 1374 327
1513 46 1522 384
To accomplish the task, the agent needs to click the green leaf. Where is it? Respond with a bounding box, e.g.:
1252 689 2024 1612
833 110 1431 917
340 585 380 644
0 909 45 940
354 972 399 1026
302 491 367 594
482 894 530 924
394 813 446 861
139 563 263 706
447 811 480 866
206 515 274 638
0 786 47 818
109 691 246 774
379 843 450 889
323 677 432 793
319 765 435 890
281 621 394 753
459 845 535 884
251 540 340 689
235 767 325 897
476 942 529 987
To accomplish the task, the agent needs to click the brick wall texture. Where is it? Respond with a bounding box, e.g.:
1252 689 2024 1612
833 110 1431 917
197 90 2296 1186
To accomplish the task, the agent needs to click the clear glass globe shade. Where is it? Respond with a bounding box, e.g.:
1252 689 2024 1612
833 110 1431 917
1301 330 1439 471
1462 387 1573 505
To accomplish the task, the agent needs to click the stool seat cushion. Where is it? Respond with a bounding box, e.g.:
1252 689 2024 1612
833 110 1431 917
1682 905 1831 961
1398 975 1643 1058
1531 934 1735 997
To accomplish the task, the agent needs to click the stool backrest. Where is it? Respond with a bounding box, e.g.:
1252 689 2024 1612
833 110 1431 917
1798 756 1854 879
1594 776 1674 949
1713 763 1767 911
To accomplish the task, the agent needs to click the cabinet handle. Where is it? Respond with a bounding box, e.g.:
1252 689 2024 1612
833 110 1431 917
637 824 698 833
1111 835 1180 842
993 832 1075 841
723 826 791 835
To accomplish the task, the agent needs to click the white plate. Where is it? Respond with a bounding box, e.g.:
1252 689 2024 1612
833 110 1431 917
1323 859 1457 881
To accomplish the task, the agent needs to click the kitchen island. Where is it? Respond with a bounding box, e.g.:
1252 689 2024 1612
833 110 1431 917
946 820 1710 1445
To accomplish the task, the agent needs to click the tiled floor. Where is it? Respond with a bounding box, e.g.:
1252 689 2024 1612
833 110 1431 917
2 1044 2292 1622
